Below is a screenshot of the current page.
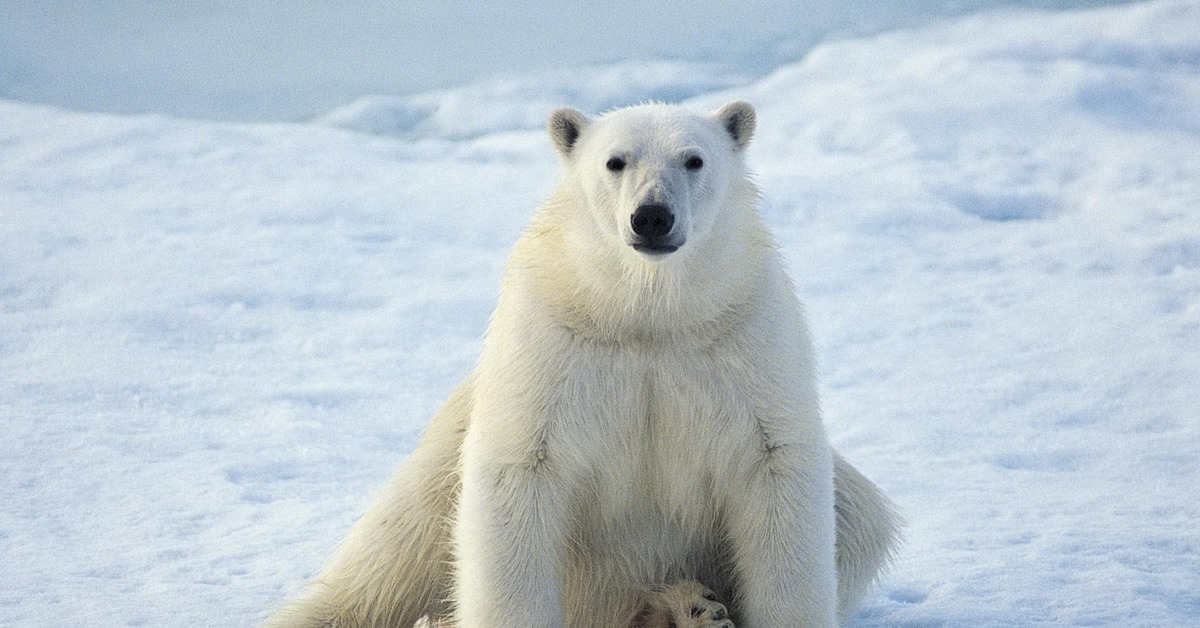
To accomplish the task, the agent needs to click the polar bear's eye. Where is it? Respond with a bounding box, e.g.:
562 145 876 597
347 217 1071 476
685 156 704 171
606 157 626 173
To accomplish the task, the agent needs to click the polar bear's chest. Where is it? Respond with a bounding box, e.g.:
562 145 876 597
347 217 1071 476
563 347 759 549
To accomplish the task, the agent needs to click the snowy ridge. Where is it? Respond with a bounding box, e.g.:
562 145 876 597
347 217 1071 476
2 1 1199 626
316 60 751 140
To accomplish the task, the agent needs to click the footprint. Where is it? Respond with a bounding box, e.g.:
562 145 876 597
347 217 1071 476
887 587 929 605
990 450 1081 472
1144 238 1200 276
943 187 1058 222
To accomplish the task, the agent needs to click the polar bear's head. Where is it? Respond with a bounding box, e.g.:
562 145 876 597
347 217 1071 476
547 101 756 262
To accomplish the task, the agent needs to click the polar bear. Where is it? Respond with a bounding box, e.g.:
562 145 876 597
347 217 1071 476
268 101 900 628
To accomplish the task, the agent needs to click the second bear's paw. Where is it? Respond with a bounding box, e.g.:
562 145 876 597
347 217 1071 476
633 580 734 628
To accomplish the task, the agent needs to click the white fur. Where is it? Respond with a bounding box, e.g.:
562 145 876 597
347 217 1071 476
267 102 900 628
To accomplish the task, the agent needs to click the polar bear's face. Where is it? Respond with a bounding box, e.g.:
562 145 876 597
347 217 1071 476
548 101 755 262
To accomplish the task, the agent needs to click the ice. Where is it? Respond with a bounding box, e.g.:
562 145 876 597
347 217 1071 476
0 1 1135 122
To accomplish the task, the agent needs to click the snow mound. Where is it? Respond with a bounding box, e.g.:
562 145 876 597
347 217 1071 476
316 60 751 140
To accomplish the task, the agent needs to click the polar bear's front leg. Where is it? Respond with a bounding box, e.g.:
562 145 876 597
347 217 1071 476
453 439 568 628
725 443 838 628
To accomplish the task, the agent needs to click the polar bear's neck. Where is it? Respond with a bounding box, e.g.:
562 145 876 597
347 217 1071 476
511 182 776 346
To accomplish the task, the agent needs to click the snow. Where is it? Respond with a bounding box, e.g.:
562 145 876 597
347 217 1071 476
2 0 1199 626
0 0 1135 122
317 61 753 140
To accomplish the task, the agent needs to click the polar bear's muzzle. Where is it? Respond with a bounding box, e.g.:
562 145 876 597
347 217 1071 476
630 203 682 255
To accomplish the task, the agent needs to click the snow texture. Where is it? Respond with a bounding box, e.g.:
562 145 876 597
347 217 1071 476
317 61 753 140
2 1 1199 626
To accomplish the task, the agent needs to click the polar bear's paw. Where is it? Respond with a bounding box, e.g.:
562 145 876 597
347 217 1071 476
632 580 734 628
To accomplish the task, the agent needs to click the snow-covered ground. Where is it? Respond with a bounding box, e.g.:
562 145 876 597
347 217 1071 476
2 0 1199 625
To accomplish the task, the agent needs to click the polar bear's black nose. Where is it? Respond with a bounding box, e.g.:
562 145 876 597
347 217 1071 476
631 204 675 239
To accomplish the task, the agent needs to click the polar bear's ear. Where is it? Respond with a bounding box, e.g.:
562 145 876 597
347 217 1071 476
714 100 756 150
548 107 591 158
